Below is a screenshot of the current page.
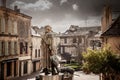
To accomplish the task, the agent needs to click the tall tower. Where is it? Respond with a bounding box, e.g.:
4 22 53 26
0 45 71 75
101 0 112 33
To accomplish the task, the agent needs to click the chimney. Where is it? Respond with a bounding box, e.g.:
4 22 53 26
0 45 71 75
101 5 112 33
2 0 6 7
14 5 20 13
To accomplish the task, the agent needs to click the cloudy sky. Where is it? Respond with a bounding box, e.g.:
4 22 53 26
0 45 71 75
4 0 120 32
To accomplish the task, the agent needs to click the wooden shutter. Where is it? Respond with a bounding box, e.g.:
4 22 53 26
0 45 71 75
5 41 8 56
11 41 14 55
1 17 5 33
2 41 5 56
0 41 1 56
16 42 19 55
14 21 17 34
14 41 18 55
8 19 11 34
0 17 2 33
8 41 11 55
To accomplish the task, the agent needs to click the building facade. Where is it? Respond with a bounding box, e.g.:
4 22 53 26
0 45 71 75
0 1 32 79
18 12 32 77
31 26 60 72
59 25 101 62
31 26 42 73
101 5 120 54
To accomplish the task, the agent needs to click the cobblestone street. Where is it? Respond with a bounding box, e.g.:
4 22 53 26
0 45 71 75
10 71 99 80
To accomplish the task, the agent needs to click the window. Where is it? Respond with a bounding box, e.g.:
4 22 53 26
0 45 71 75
25 42 28 54
7 62 12 76
90 40 94 47
64 38 67 43
14 42 17 54
73 38 77 43
38 49 40 57
8 19 12 34
13 21 17 34
0 17 2 33
1 41 5 56
78 37 82 43
8 41 11 55
95 40 101 47
62 47 65 53
23 61 28 74
0 41 2 56
11 41 14 55
5 41 8 55
1 17 5 33
35 49 37 58
20 42 23 54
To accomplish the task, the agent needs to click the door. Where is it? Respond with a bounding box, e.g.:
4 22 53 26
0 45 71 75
1 63 4 80
14 61 16 77
19 62 21 76
33 62 36 72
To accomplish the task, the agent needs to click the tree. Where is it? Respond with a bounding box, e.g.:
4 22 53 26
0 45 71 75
82 46 120 80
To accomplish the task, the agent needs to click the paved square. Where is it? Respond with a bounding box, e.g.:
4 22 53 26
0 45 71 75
73 71 99 80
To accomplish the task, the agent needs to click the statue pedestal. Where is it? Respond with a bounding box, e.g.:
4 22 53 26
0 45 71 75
37 73 64 80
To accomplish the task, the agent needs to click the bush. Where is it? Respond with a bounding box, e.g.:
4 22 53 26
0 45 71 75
82 46 120 80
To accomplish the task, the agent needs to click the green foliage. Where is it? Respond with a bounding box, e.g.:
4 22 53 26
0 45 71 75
64 62 81 71
82 46 120 75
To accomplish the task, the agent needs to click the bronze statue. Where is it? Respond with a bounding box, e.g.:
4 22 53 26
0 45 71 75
41 25 59 75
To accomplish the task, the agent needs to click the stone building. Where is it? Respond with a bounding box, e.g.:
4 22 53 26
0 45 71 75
31 26 42 73
59 25 101 62
101 5 120 54
87 31 102 50
31 26 60 69
0 0 32 79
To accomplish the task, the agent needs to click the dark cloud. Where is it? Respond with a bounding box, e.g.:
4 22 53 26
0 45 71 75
7 0 120 19
1 0 120 32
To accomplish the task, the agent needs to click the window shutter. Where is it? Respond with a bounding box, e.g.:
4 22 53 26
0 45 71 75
2 41 5 56
5 41 8 56
14 41 18 55
8 19 11 34
8 41 11 55
0 41 2 56
14 21 17 34
11 41 14 55
0 17 2 33
16 42 19 55
1 17 5 33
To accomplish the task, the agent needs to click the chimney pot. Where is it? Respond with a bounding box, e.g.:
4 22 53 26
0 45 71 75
2 0 6 7
14 5 20 13
14 5 18 10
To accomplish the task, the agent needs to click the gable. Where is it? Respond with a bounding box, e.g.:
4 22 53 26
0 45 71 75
101 16 120 36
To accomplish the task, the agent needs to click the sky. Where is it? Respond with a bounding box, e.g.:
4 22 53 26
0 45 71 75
2 0 120 32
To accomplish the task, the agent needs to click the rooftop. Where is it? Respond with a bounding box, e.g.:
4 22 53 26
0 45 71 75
101 15 120 36
0 6 32 19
